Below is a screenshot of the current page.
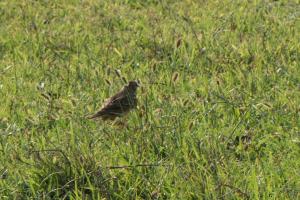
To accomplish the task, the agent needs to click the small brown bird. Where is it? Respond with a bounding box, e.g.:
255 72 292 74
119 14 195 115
88 80 140 120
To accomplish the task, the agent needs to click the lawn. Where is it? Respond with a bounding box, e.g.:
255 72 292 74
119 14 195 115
0 0 299 199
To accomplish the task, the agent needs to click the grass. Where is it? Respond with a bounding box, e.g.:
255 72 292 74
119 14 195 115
0 0 299 199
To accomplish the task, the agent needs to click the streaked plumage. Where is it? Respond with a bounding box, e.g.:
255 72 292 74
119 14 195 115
88 80 139 120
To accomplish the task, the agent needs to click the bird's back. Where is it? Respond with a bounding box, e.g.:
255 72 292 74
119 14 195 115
88 85 137 120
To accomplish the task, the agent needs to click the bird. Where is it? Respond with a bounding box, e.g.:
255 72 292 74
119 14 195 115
87 80 140 120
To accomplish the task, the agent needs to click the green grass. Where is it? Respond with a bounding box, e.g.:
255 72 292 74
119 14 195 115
0 0 299 199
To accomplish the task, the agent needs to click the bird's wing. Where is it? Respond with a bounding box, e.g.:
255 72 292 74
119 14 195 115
102 87 126 107
99 87 133 114
87 95 127 119
100 95 131 114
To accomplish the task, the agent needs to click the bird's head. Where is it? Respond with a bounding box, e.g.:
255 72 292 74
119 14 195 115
127 80 140 91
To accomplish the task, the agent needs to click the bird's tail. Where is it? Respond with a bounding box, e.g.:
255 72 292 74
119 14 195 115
86 112 103 119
